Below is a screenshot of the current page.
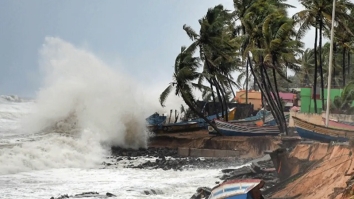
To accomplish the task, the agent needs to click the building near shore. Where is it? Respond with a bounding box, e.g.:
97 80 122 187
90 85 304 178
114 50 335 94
300 88 342 113
235 90 297 111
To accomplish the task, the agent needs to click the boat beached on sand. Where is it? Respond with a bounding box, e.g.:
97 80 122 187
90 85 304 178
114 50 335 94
293 116 354 143
212 119 281 136
148 121 203 133
321 117 354 130
295 3 354 143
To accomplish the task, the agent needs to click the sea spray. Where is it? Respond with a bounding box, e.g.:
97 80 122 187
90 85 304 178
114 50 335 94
0 37 162 174
22 37 152 148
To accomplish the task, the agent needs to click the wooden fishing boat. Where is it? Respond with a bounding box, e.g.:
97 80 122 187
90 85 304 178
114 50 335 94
229 117 264 126
228 111 289 127
213 119 280 136
265 113 290 126
146 113 166 126
321 117 354 130
229 110 271 126
293 116 354 143
209 179 265 199
148 121 203 134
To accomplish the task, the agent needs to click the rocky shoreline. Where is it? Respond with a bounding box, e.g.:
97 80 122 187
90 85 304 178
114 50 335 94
49 147 279 199
107 147 251 170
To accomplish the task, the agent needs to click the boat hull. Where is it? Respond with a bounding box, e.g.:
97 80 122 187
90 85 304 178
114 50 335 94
149 122 203 134
295 127 349 143
321 118 354 130
215 120 280 136
146 113 167 126
293 116 354 143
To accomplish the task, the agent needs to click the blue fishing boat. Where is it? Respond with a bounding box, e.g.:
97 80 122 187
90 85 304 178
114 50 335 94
264 113 290 126
151 121 203 133
208 179 265 199
213 119 280 136
146 112 166 126
292 116 354 143
228 110 270 126
147 109 229 134
231 110 270 122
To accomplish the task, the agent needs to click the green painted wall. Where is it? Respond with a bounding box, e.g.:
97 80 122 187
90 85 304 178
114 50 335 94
300 88 343 113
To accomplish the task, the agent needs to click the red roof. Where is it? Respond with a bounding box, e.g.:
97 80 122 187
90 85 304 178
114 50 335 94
278 92 295 100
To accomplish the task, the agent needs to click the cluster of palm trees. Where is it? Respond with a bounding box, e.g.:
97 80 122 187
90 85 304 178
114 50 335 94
159 0 354 135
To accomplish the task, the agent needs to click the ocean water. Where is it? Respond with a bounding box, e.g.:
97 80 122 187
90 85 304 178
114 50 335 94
0 38 241 199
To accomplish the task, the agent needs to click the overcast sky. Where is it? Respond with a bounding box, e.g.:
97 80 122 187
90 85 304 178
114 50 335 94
0 0 314 98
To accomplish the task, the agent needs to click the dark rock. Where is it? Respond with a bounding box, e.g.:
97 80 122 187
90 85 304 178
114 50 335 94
106 192 116 197
143 189 163 195
50 191 117 199
74 192 99 196
190 187 211 199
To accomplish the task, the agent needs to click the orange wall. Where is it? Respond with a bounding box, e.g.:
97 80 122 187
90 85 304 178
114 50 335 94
235 90 262 110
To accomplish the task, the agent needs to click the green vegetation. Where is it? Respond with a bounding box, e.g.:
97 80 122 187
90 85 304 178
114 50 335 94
159 0 354 135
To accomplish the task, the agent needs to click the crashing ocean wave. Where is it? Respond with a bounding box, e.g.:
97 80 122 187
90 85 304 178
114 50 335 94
0 37 160 174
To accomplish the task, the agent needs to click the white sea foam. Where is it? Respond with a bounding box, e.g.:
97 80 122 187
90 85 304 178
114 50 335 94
0 167 221 199
21 37 154 148
0 37 165 174
0 37 244 198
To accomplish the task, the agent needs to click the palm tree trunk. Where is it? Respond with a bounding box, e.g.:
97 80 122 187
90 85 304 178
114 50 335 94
343 48 346 87
261 89 264 122
334 44 337 84
205 58 223 119
216 79 229 121
319 19 325 110
261 63 284 133
212 78 225 119
180 91 222 136
313 26 319 113
227 75 236 98
248 55 284 133
246 58 249 104
254 77 256 91
208 79 219 119
272 64 288 135
168 109 172 123
206 78 220 119
262 68 284 133
348 50 351 80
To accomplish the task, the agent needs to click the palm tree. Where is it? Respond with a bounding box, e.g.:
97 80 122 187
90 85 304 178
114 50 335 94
299 48 315 87
183 4 240 121
330 81 354 114
234 0 299 134
294 0 354 112
159 46 221 134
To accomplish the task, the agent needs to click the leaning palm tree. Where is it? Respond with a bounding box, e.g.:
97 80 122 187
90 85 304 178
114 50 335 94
183 4 240 121
237 0 298 134
260 9 303 134
159 46 221 134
